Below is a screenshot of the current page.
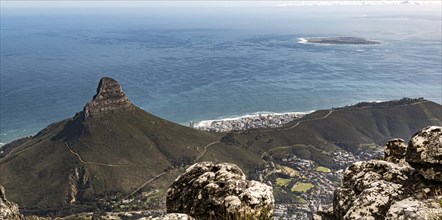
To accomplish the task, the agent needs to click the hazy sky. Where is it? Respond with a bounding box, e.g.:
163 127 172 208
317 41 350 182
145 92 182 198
3 1 277 8
1 1 441 8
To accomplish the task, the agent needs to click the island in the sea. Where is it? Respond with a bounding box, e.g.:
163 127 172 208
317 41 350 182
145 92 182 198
299 37 380 45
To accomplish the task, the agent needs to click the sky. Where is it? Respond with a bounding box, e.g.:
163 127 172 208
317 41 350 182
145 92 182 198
1 1 441 8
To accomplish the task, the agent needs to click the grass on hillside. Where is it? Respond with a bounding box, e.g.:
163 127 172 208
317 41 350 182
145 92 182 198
294 195 307 204
316 166 331 173
142 189 164 203
291 183 314 193
276 178 291 187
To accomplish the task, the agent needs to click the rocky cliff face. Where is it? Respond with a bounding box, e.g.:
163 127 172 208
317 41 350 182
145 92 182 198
329 126 442 220
83 77 133 117
0 185 24 220
166 162 274 219
66 166 91 204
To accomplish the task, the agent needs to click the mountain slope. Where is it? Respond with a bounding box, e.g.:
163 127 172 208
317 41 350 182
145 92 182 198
0 77 440 216
199 98 442 168
0 77 222 210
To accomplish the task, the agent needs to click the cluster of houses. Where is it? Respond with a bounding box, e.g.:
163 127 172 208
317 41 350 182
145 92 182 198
193 112 306 132
272 148 383 219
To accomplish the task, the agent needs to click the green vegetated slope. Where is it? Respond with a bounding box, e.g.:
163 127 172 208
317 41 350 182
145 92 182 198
0 120 78 208
206 98 442 168
0 106 221 210
0 75 441 215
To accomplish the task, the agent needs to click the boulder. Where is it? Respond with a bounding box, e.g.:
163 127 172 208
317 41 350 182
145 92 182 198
152 213 195 220
333 160 412 219
331 126 442 220
333 159 441 220
385 198 442 220
384 138 407 163
166 162 274 219
406 126 442 182
0 185 23 220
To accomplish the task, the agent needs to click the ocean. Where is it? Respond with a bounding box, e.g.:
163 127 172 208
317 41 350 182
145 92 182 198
1 3 441 145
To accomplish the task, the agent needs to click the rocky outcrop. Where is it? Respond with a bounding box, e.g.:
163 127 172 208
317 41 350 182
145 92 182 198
152 213 196 220
83 77 133 117
0 185 24 220
66 166 91 204
331 126 442 220
166 162 274 219
406 126 442 182
384 138 407 163
385 198 442 220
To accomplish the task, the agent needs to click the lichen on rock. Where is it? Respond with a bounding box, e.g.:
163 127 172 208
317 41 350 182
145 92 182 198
166 162 274 219
406 126 442 182
330 126 442 220
385 198 442 220
333 160 414 219
384 138 407 163
152 213 196 220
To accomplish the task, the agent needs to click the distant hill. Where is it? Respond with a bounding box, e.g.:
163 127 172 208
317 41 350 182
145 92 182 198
0 77 440 216
212 97 442 169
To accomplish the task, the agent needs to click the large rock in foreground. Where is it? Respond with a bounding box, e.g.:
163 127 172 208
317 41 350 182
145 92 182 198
152 213 195 220
406 126 442 182
0 185 23 220
331 126 442 220
166 162 274 219
332 160 440 220
384 138 407 163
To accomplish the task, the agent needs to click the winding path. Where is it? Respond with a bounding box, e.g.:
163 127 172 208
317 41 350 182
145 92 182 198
258 100 428 133
283 110 333 130
126 171 168 198
125 139 221 198
195 141 220 161
62 141 129 167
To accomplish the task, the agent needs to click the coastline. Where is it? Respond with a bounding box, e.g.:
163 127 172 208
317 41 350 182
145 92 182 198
0 130 37 149
1 98 432 147
193 111 314 132
0 111 314 149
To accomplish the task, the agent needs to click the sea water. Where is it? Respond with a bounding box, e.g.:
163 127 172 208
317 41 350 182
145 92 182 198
1 3 441 144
